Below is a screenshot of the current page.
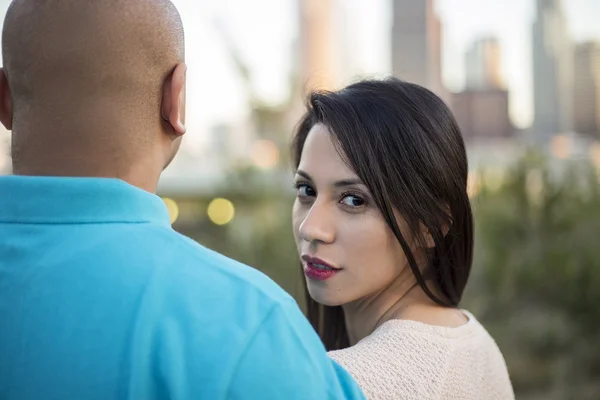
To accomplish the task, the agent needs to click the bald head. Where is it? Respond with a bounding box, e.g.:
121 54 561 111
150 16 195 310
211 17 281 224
0 0 187 191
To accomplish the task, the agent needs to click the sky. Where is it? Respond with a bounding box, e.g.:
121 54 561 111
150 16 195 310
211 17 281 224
1 0 599 148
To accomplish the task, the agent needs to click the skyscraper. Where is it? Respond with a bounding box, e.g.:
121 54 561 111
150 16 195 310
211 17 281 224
573 42 600 138
297 0 370 95
532 0 573 140
452 90 512 141
453 36 512 141
298 0 336 92
465 37 504 90
391 0 445 98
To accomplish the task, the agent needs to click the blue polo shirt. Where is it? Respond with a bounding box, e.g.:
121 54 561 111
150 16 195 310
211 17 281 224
0 176 364 400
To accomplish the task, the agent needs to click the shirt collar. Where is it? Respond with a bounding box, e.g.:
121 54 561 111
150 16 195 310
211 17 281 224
0 175 171 226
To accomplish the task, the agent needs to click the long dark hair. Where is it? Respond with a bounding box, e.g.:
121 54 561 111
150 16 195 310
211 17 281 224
291 78 474 351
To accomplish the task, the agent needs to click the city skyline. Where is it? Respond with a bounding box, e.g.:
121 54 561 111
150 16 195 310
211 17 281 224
200 0 600 133
0 0 599 147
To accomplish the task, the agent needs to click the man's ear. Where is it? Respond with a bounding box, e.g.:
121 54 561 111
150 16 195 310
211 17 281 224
161 63 186 135
0 68 13 131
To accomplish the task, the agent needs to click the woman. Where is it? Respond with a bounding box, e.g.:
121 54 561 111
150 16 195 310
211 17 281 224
291 78 514 399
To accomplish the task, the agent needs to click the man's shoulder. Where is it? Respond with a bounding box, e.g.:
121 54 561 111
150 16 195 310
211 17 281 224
110 223 296 312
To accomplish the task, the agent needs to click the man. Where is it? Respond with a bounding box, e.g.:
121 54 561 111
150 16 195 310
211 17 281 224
0 1 364 399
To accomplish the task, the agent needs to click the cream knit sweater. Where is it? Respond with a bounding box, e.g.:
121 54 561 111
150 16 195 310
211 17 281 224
329 311 514 400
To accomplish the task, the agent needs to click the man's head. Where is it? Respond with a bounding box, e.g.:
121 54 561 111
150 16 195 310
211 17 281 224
0 0 186 192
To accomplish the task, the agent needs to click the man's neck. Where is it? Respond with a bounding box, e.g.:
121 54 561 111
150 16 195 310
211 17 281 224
13 157 161 194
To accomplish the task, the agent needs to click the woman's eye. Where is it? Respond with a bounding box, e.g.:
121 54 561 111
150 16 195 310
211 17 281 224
296 184 316 197
341 194 365 207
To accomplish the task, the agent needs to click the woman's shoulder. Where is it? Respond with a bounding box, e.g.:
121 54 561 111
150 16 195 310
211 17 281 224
329 310 486 361
328 311 514 399
328 315 467 380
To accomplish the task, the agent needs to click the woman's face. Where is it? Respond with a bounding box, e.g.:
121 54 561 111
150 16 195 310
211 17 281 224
292 123 412 306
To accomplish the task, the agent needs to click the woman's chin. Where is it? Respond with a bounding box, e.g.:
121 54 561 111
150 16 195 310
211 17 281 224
307 285 346 307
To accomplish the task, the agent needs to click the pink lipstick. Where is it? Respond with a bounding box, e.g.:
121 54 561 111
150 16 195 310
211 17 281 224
302 255 341 281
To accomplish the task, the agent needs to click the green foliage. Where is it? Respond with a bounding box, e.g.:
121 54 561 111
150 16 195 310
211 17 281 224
464 154 600 399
